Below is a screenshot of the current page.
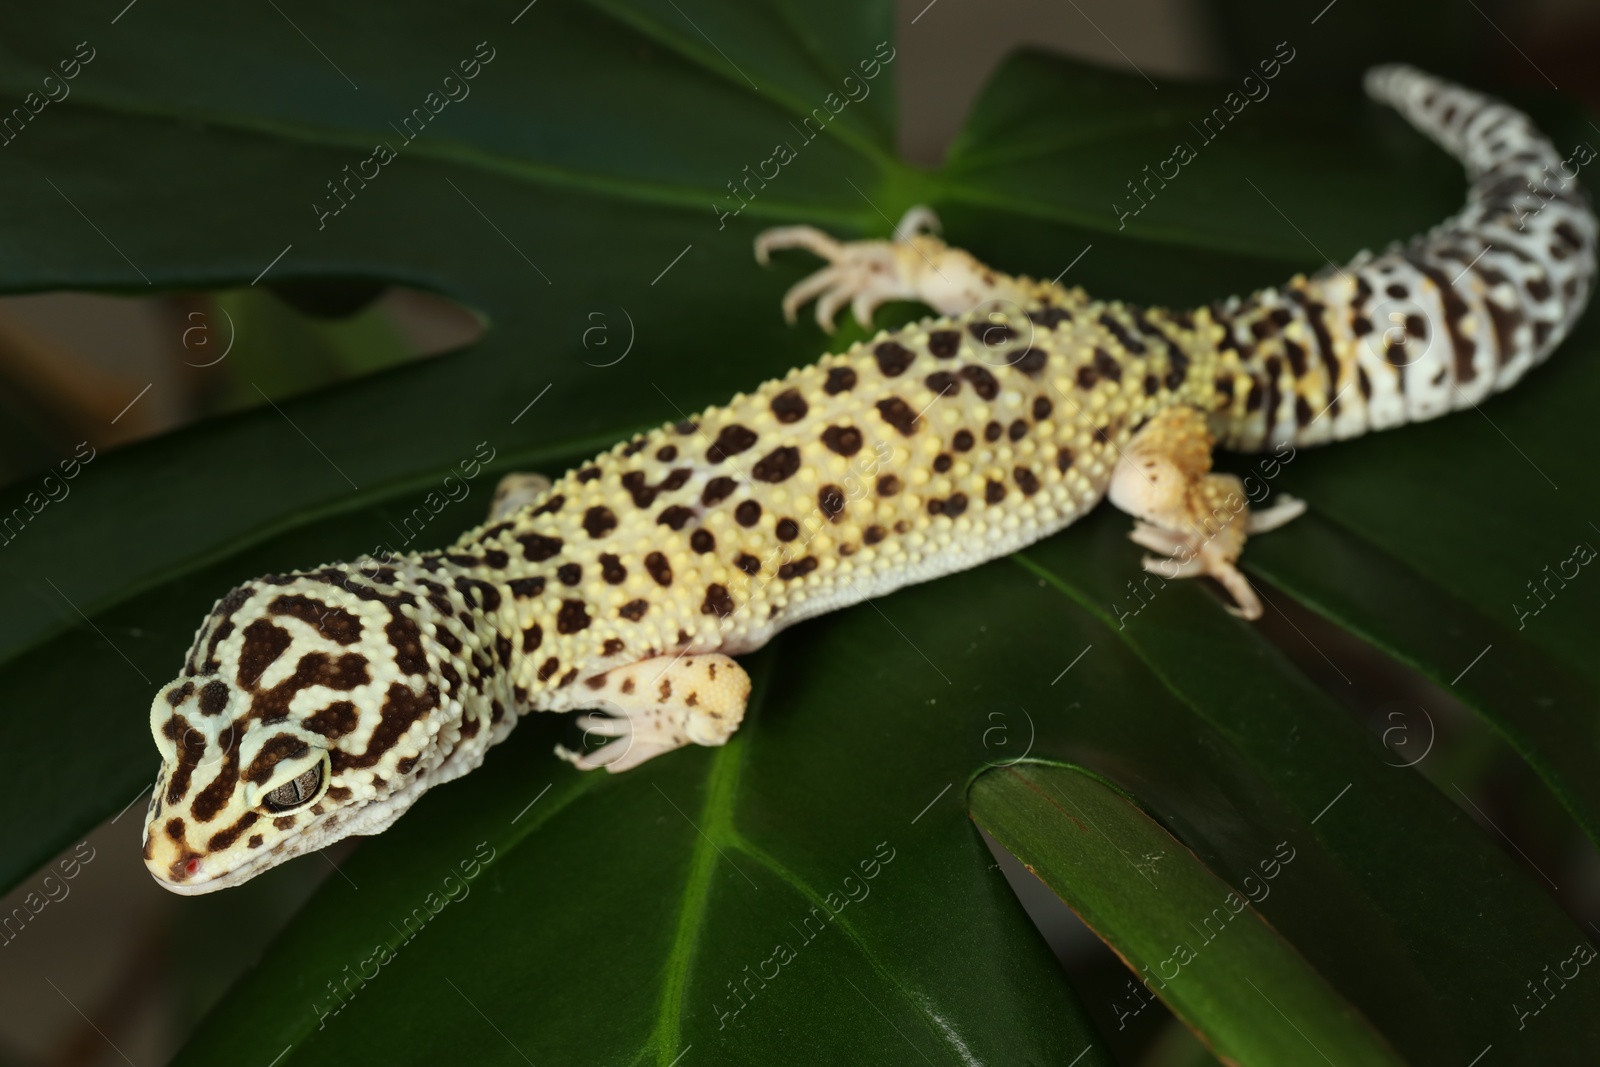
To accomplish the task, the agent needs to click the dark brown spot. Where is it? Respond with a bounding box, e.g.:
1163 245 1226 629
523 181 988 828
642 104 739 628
531 495 565 517
583 506 617 539
556 563 581 586
619 599 649 621
556 600 592 634
822 425 863 456
736 554 761 575
928 329 961 358
752 446 801 482
933 453 952 473
269 595 361 645
1028 307 1073 329
577 467 601 483
1009 347 1047 375
735 500 762 527
538 657 561 682
621 471 658 508
166 682 195 707
236 620 292 690
960 366 999 400
199 679 231 715
877 474 901 496
984 421 1002 442
603 638 625 657
925 371 959 397
875 341 915 376
305 700 359 739
657 505 695 530
824 366 857 394
702 584 736 618
1032 397 1053 420
509 576 545 598
777 556 818 580
864 525 886 544
775 518 799 541
702 476 737 506
771 388 808 423
876 397 920 435
1098 312 1146 354
645 552 673 586
600 554 627 584
969 320 1017 346
208 811 260 852
707 424 758 463
690 529 716 554
519 534 563 562
818 485 846 521
1014 467 1040 495
190 724 242 823
1056 447 1074 472
1093 348 1123 383
986 480 1006 504
1008 419 1027 442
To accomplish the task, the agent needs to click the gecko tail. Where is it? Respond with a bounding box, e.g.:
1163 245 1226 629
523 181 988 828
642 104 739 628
1200 64 1596 452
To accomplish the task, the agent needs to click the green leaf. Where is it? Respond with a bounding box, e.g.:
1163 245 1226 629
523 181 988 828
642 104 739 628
971 762 1406 1066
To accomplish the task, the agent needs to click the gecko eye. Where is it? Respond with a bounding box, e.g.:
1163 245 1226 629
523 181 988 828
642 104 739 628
263 761 325 813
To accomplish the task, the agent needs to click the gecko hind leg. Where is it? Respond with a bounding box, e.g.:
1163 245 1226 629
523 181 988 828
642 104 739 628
488 472 552 522
754 205 1044 331
556 653 751 773
1108 407 1305 621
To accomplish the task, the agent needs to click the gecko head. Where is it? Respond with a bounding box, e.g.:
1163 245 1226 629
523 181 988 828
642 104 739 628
142 569 455 895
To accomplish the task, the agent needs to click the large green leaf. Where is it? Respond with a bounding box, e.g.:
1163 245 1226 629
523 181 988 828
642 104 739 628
972 762 1406 1066
0 2 1596 1063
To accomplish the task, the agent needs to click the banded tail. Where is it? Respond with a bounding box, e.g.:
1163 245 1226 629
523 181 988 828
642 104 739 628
1197 65 1597 451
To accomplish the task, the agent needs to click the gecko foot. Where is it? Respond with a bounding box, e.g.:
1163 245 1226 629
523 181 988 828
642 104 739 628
554 653 751 773
754 206 944 331
1108 407 1306 621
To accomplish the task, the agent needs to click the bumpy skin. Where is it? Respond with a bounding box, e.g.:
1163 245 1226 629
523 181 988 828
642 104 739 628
143 66 1595 893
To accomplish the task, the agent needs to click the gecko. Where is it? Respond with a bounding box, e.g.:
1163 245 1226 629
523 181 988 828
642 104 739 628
143 66 1594 893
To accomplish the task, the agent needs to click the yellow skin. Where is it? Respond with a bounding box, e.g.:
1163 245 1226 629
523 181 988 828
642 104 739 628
143 66 1594 892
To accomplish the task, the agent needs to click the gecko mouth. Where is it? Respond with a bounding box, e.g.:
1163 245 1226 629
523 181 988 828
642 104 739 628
150 842 311 895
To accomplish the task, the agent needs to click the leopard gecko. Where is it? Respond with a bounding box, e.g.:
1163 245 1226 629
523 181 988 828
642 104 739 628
143 66 1595 892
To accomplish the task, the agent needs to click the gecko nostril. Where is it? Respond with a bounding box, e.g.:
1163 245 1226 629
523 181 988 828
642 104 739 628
184 857 202 877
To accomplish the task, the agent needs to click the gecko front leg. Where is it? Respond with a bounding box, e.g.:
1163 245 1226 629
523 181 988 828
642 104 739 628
557 653 750 772
1107 407 1305 620
755 205 1070 330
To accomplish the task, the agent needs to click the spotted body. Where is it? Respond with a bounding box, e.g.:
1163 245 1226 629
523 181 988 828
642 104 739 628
144 66 1594 893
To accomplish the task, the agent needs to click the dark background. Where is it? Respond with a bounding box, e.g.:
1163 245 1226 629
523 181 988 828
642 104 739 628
0 1 1596 1064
